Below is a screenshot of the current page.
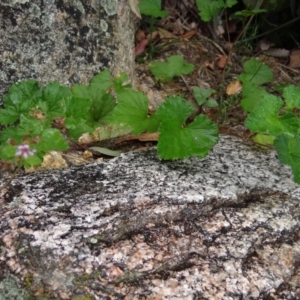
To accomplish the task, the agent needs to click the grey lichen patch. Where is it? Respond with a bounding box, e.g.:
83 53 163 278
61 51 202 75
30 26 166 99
28 3 41 18
0 0 135 103
71 0 85 14
0 136 300 299
100 19 108 32
0 0 29 6
102 0 118 16
0 275 29 300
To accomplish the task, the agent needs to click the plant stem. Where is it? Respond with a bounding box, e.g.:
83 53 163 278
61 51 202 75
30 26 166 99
0 164 22 192
237 15 300 44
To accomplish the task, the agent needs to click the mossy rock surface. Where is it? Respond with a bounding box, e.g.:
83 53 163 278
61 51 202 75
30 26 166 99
0 136 299 299
0 0 135 104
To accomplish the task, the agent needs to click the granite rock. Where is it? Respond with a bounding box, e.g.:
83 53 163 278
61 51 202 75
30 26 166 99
0 0 135 103
0 135 300 299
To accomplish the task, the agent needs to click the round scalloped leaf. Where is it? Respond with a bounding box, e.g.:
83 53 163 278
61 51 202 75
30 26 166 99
238 59 273 85
274 134 300 183
158 114 219 159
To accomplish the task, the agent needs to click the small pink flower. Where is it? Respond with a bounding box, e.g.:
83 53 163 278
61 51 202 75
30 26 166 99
15 144 36 159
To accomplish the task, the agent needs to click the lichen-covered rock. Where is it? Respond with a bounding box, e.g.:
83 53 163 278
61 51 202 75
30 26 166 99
0 136 300 299
0 0 135 102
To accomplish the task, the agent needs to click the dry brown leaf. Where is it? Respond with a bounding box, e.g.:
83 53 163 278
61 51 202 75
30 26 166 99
157 28 176 39
0 160 15 172
226 80 242 96
115 132 159 144
128 0 141 19
180 29 198 40
288 49 300 69
215 55 228 69
30 110 45 120
135 30 146 42
135 39 149 57
83 150 93 159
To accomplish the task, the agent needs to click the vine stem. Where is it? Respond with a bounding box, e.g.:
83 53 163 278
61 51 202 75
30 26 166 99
0 164 22 192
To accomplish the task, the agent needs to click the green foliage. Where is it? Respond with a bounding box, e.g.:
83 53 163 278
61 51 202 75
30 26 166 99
3 55 300 184
109 90 160 135
195 0 237 22
154 97 219 159
193 87 218 108
139 0 168 18
274 134 300 183
239 59 300 183
283 85 300 110
149 55 195 82
0 61 218 169
0 69 120 167
245 94 298 136
234 9 267 17
238 59 273 85
241 81 268 112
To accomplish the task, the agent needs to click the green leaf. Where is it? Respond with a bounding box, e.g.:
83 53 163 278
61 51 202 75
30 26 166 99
22 154 43 168
283 85 300 110
195 0 236 21
203 99 219 107
111 90 160 134
154 96 217 159
19 115 46 136
253 133 275 145
4 93 35 116
113 72 132 94
40 82 71 119
43 82 71 103
245 94 299 136
139 0 169 18
155 96 195 124
62 96 92 119
3 80 41 109
90 69 112 93
238 59 273 85
241 81 269 112
274 134 300 183
72 70 116 122
195 0 223 22
1 115 47 144
158 114 219 159
65 118 94 140
0 144 17 160
2 80 42 119
92 124 132 141
226 0 238 8
0 127 24 144
0 108 20 124
149 55 194 82
193 87 214 106
234 9 267 17
0 115 46 145
90 93 116 122
62 96 95 139
37 128 68 152
72 84 100 120
89 147 121 157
